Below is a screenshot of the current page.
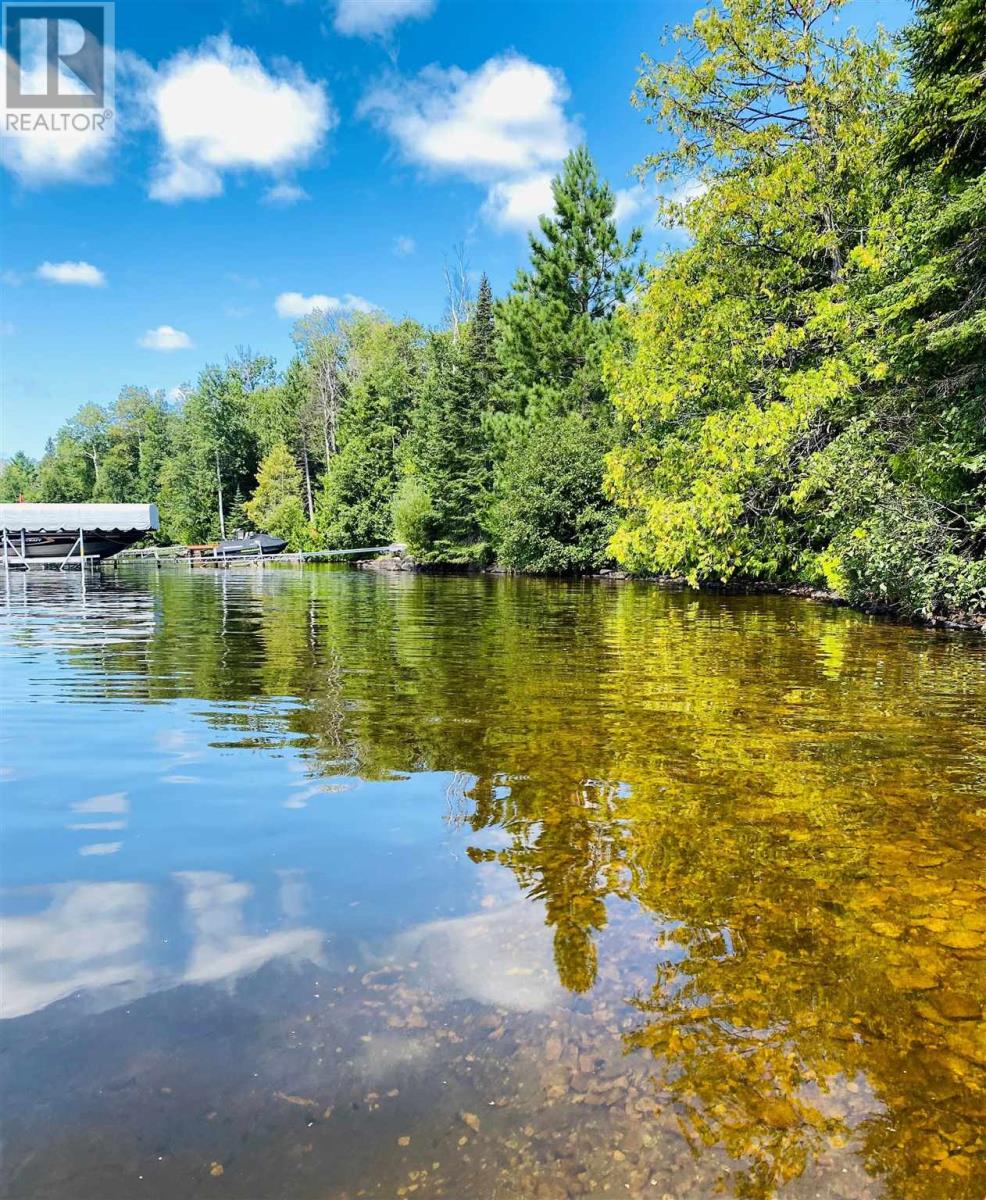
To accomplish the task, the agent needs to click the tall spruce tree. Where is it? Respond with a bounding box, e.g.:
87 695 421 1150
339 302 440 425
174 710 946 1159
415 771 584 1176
892 0 986 179
490 150 640 572
886 0 985 389
464 273 499 419
406 275 499 558
497 146 644 417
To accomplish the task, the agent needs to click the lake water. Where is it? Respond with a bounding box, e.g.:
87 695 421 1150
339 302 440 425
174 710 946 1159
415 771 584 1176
1 566 984 1200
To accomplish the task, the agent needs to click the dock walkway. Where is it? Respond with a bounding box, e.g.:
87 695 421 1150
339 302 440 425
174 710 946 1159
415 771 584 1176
114 544 406 569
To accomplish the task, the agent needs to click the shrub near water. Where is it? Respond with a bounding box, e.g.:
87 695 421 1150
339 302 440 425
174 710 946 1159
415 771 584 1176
491 415 616 575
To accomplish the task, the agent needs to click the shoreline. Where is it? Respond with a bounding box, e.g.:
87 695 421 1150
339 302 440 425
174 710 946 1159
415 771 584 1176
357 554 986 634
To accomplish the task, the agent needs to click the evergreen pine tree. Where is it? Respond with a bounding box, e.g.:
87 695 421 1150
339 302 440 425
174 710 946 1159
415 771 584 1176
433 274 497 548
468 273 499 400
885 0 986 392
491 150 640 571
497 146 644 417
399 276 500 561
854 0 986 613
891 0 986 180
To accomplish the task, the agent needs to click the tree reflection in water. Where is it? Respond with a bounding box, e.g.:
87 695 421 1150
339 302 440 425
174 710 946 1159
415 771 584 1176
20 567 986 1198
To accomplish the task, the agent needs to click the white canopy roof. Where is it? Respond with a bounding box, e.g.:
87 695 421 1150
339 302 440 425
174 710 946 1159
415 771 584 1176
0 503 159 533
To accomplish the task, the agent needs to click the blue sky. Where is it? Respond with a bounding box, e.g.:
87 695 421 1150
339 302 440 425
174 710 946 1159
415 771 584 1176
1 0 911 458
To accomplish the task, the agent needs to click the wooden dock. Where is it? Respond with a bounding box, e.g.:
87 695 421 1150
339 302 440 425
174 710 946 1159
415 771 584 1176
186 544 405 568
114 544 405 569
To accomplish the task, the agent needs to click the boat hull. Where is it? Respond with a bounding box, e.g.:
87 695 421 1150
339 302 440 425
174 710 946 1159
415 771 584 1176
10 530 145 561
214 536 288 557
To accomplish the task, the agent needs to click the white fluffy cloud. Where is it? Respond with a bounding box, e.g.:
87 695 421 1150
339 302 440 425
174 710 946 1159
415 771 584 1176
613 184 649 225
0 49 114 187
362 54 572 177
482 172 554 231
333 0 435 37
1 121 113 187
36 260 106 287
262 181 308 206
274 291 374 319
150 158 221 202
139 36 333 202
361 53 576 231
138 325 193 350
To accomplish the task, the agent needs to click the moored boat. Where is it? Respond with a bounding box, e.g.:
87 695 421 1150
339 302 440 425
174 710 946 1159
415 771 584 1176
213 534 287 558
0 503 159 563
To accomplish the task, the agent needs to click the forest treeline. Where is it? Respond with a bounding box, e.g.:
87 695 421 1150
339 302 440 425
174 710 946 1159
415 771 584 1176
2 0 983 620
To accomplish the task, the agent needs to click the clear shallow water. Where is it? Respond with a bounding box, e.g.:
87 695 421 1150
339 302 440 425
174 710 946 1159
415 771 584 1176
0 566 984 1200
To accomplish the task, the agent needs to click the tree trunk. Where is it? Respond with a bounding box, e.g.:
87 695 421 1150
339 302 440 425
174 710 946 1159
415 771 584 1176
323 366 338 458
443 242 470 339
301 439 314 521
215 448 226 539
822 205 843 283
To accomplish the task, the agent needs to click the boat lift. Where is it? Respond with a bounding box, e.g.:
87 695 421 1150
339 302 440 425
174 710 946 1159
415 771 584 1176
1 527 99 572
0 504 159 573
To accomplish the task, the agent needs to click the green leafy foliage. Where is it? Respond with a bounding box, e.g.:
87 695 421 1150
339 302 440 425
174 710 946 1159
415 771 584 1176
605 0 984 618
0 451 38 502
315 315 424 548
390 476 435 551
158 363 257 544
491 414 616 574
243 443 314 550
